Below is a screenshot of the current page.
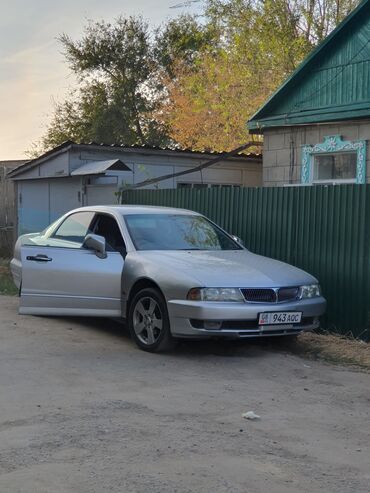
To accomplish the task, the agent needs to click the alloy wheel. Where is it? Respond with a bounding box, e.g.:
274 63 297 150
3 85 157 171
133 296 163 345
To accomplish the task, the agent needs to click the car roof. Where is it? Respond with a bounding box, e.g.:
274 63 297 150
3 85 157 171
71 205 201 216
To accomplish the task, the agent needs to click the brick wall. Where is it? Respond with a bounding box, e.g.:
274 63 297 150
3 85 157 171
262 121 370 186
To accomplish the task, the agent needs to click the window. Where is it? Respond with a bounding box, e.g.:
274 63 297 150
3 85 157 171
301 135 366 184
51 211 95 246
124 213 242 251
177 183 241 189
211 184 241 189
92 214 126 254
313 153 357 182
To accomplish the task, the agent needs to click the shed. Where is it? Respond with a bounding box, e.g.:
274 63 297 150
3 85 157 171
248 0 370 186
8 141 261 235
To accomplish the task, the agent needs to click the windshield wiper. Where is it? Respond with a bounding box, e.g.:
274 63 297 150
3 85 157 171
178 247 203 250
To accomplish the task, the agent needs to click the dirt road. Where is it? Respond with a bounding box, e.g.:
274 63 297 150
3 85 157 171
0 296 369 493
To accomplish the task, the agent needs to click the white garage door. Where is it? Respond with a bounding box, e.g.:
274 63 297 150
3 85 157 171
18 181 49 235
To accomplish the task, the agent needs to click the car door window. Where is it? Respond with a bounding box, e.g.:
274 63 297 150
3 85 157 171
92 214 126 255
50 211 95 248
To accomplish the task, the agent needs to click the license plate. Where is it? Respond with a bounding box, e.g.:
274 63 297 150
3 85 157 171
259 312 302 325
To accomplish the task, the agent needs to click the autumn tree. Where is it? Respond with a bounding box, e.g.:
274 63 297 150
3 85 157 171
34 0 361 154
160 0 312 150
160 0 360 151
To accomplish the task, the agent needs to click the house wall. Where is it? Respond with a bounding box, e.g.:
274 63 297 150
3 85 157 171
14 153 69 180
262 120 370 186
69 148 262 188
13 148 261 236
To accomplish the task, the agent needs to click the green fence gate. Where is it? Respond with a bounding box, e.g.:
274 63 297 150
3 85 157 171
123 185 370 340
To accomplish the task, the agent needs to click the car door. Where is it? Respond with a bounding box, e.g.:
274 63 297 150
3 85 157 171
19 211 125 317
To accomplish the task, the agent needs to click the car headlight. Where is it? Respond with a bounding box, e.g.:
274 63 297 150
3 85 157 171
187 287 244 302
299 284 321 299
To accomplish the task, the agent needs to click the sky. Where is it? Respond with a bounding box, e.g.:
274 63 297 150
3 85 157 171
0 0 202 160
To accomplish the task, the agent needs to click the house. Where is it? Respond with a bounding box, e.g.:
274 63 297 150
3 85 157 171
7 141 261 235
248 0 370 187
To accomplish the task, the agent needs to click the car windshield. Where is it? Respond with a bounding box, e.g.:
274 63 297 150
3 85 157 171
124 214 242 251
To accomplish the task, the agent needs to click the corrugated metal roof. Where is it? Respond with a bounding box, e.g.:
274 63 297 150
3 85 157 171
8 141 262 178
71 159 132 176
81 141 261 157
248 0 370 132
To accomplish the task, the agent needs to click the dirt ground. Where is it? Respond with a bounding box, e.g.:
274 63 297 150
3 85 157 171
0 296 369 493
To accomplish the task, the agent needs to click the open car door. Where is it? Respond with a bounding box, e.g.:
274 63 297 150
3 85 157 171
19 211 124 317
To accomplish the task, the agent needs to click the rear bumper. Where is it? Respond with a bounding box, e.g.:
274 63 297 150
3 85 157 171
10 258 21 290
167 297 326 339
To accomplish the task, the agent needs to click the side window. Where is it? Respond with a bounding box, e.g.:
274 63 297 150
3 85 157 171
93 214 126 254
51 211 95 247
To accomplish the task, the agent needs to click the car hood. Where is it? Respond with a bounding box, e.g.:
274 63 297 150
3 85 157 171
138 250 317 287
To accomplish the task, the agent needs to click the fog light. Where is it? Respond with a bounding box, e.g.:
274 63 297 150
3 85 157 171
203 320 222 330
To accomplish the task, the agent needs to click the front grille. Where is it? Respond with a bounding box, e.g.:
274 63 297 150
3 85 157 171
241 288 276 303
221 320 257 330
241 287 300 303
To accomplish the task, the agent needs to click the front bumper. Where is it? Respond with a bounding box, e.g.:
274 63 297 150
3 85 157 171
167 297 326 339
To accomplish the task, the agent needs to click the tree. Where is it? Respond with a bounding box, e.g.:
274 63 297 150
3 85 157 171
298 0 359 43
154 14 216 78
35 1 361 155
160 0 311 150
36 16 169 153
159 0 360 151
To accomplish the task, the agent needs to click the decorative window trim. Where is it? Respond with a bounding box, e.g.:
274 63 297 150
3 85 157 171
301 135 366 184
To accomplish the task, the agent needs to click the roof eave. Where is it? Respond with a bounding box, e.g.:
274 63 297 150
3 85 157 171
74 142 260 161
248 105 370 133
7 141 75 178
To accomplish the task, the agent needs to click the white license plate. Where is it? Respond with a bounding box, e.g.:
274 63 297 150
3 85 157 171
259 312 302 325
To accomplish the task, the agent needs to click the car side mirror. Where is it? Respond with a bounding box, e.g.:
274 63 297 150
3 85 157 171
83 234 107 259
231 235 244 247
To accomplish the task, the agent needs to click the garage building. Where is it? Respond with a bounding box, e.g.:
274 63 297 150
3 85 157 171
8 141 261 235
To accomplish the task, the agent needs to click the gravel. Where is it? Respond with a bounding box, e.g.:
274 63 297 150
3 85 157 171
0 296 369 493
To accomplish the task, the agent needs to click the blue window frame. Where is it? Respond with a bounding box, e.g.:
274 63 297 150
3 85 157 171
301 135 366 184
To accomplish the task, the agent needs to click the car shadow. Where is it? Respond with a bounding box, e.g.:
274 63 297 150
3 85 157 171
65 316 131 341
56 315 297 358
174 337 288 358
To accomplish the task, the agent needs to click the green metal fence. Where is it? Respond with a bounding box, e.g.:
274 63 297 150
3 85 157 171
122 185 370 340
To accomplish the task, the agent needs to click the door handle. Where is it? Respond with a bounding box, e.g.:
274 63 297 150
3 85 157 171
26 254 52 262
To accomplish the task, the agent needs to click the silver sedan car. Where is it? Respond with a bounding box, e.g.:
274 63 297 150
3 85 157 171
11 205 326 352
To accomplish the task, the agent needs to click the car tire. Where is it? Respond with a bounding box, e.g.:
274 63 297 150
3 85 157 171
128 287 175 353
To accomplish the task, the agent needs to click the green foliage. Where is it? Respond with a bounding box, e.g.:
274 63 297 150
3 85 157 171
38 16 171 153
0 259 17 296
35 1 361 154
154 14 217 77
160 0 360 150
